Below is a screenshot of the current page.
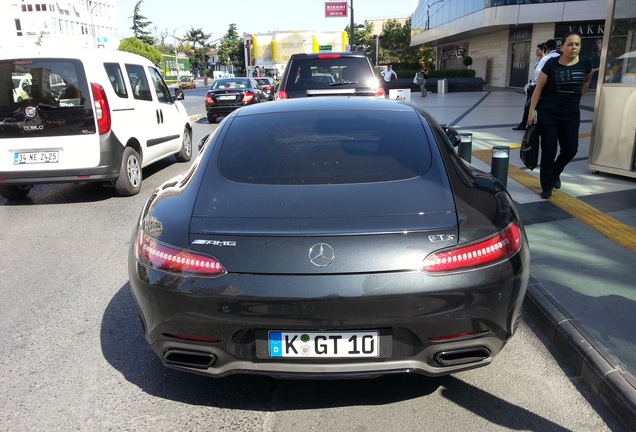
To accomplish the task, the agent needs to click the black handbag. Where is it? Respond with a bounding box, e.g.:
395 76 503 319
520 123 540 170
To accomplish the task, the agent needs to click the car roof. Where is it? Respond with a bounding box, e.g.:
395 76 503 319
0 48 154 66
289 52 369 59
233 97 417 117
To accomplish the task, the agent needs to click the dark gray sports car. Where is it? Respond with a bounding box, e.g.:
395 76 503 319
129 97 530 378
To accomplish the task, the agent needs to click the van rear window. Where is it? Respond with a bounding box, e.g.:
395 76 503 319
0 58 95 138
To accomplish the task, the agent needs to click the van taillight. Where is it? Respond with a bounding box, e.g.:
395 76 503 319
91 83 111 135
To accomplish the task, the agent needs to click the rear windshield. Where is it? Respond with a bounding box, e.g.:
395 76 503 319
0 58 95 137
211 79 251 90
218 109 432 185
285 57 375 90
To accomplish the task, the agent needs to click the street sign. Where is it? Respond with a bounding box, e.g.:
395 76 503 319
325 2 347 17
177 52 186 59
319 45 333 52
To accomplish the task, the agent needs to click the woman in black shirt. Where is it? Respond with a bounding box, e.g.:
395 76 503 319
527 32 593 199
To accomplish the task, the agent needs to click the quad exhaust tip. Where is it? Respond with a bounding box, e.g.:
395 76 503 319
164 349 216 369
434 347 491 367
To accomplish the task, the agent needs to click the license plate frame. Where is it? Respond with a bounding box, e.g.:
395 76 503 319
217 95 235 101
268 330 379 358
14 151 59 164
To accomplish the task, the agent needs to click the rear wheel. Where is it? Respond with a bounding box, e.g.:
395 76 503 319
0 185 32 200
207 113 217 124
114 147 142 196
175 127 192 162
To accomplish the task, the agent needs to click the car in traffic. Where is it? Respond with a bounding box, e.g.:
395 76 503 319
129 97 530 379
204 77 266 123
179 75 196 89
253 77 277 100
0 48 192 200
276 52 384 99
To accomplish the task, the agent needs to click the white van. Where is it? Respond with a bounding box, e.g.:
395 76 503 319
0 49 192 200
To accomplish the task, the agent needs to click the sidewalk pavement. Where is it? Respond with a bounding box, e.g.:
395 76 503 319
408 88 636 430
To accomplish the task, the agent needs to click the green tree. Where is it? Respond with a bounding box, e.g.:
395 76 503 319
346 21 375 53
130 0 155 45
217 23 245 74
118 37 162 65
377 18 436 70
184 27 212 71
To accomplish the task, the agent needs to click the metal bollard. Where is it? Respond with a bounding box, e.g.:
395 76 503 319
491 146 510 187
458 133 473 163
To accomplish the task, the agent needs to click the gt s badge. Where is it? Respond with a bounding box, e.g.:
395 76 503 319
428 234 456 242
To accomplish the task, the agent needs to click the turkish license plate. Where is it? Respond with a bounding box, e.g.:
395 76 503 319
269 331 379 358
14 151 59 164
218 95 235 101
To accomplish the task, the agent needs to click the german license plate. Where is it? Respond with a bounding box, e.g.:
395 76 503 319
269 331 379 358
218 95 235 100
14 151 59 164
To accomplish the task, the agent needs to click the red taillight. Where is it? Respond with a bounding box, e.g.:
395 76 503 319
91 82 111 134
421 222 522 273
242 91 255 103
318 53 342 59
205 94 214 104
134 229 226 277
276 90 288 100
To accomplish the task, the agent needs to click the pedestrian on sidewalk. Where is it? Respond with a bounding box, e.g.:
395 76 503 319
527 32 593 199
418 63 430 97
380 64 397 98
513 43 547 130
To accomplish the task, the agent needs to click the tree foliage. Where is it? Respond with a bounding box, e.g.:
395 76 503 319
184 27 212 71
217 24 245 74
368 18 436 70
130 0 154 45
118 37 162 65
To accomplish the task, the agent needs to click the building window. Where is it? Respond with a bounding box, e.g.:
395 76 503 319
15 19 23 37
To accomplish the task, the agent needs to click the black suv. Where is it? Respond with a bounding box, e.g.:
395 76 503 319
276 52 384 99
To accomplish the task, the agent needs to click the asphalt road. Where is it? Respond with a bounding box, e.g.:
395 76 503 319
0 90 626 431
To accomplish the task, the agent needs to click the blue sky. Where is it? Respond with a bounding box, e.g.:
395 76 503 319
117 0 417 39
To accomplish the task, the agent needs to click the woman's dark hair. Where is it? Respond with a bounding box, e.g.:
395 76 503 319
561 31 582 45
538 43 547 53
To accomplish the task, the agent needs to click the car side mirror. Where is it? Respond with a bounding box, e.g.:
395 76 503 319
443 126 461 147
174 88 184 101
198 133 211 151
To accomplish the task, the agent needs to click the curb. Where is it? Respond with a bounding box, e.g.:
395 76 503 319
524 279 636 431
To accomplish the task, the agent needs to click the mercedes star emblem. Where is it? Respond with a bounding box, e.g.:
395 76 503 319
308 243 335 267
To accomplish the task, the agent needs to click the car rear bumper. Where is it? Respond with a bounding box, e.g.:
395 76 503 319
129 246 530 378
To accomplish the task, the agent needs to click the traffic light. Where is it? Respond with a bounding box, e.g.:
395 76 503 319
228 34 234 40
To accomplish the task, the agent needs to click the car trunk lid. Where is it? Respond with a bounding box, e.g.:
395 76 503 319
189 178 458 274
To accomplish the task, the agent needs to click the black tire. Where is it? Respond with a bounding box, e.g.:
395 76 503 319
0 185 31 200
175 127 192 162
207 113 217 124
114 147 142 196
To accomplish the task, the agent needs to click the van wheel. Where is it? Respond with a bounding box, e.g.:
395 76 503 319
207 113 217 124
0 185 32 200
175 127 192 162
115 147 142 196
